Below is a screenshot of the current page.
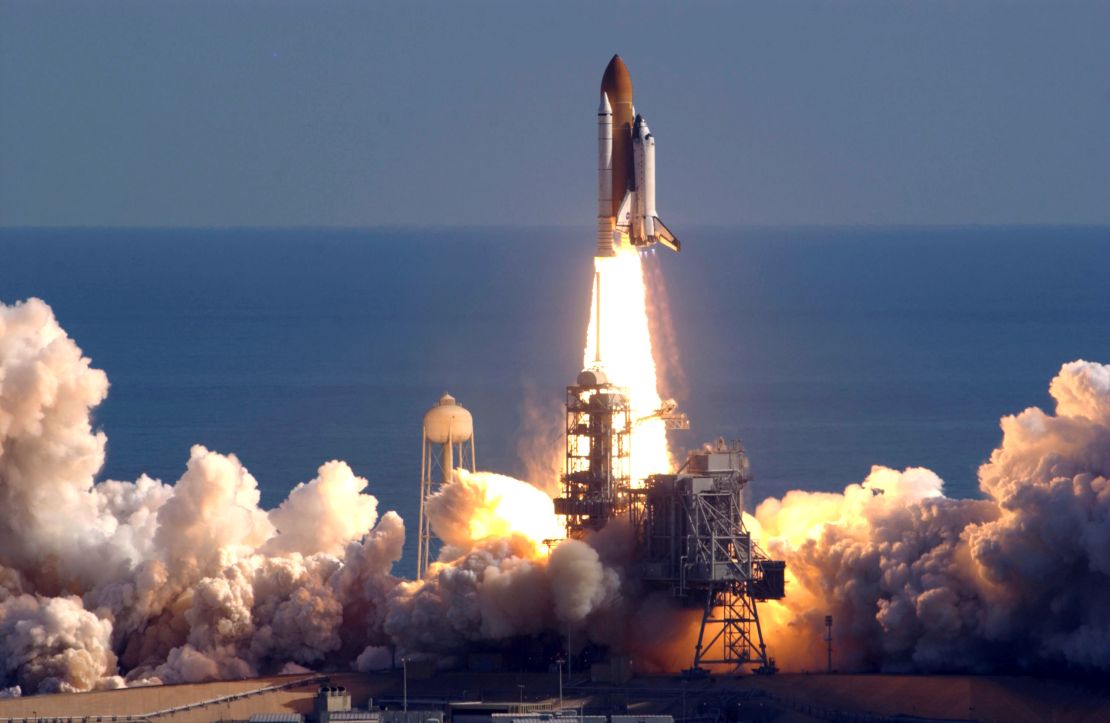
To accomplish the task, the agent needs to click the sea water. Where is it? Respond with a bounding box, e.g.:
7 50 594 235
2 226 1107 576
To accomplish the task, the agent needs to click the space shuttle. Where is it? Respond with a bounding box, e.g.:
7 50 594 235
597 54 680 257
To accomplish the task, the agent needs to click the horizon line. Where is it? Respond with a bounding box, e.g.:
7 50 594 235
3 222 1109 233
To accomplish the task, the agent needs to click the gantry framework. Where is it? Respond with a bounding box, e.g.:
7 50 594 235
640 439 786 673
554 368 632 537
552 363 787 674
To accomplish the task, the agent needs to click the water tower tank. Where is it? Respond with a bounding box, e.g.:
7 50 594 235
423 393 473 444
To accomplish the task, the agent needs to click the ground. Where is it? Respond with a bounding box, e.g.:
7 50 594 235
1 671 1108 722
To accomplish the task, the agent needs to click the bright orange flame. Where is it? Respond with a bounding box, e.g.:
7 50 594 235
428 469 563 562
457 470 563 555
584 246 673 482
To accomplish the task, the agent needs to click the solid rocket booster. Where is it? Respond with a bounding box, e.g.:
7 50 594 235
597 93 613 257
596 55 680 257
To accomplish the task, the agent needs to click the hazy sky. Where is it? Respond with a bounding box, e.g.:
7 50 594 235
1 1 1107 228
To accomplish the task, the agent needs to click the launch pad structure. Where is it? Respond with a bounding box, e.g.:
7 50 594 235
640 446 786 673
554 371 786 674
556 368 632 533
417 53 785 675
558 52 787 674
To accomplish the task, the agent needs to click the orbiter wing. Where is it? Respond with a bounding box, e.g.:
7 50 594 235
652 217 680 252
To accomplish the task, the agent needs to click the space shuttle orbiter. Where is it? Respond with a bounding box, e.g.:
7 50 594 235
596 54 680 257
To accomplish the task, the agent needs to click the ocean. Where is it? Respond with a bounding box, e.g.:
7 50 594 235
2 226 1107 577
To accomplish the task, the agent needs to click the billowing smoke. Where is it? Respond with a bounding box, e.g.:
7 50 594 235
751 359 1110 673
379 469 624 660
5 295 1110 694
0 298 408 693
0 298 639 694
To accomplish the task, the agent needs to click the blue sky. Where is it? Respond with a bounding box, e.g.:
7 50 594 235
1 0 1107 227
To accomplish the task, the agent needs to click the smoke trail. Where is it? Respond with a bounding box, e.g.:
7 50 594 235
642 252 688 408
515 383 565 497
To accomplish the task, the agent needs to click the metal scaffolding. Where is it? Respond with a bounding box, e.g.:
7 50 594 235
552 362 787 674
554 368 632 538
693 585 767 671
640 439 785 673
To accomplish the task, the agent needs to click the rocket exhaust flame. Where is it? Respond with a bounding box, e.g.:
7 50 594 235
583 248 673 483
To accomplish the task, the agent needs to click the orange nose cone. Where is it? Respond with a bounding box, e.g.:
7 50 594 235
600 54 633 104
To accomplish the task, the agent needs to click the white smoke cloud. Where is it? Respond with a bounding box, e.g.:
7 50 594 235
0 298 628 691
548 540 618 623
379 470 633 657
754 360 1110 673
383 534 625 657
0 299 407 692
353 645 392 672
4 296 1110 692
0 594 117 694
264 461 380 558
0 298 118 590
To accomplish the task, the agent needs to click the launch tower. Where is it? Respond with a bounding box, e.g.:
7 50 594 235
553 361 786 673
578 53 785 674
553 368 633 537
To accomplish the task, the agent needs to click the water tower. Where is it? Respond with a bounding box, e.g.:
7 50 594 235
419 393 476 578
